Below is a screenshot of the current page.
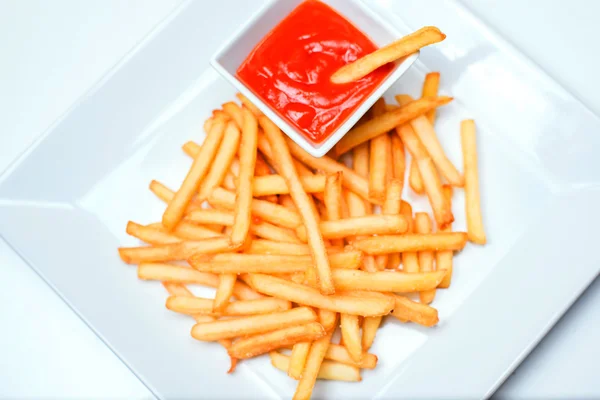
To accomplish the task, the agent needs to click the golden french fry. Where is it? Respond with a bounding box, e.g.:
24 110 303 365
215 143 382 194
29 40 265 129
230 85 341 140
293 330 335 400
222 101 243 128
400 204 420 273
209 187 302 229
354 232 467 254
296 214 407 241
461 119 487 244
244 274 394 316
253 175 326 196
390 134 406 188
361 316 381 352
257 132 315 179
331 26 446 84
198 122 241 201
260 116 334 295
229 322 325 359
340 314 362 362
126 221 180 245
375 179 403 269
289 342 311 379
250 221 303 244
396 122 454 228
422 72 440 123
138 263 261 300
415 212 436 304
334 96 453 157
437 185 454 288
324 344 377 369
332 269 445 292
409 158 424 194
230 106 259 246
191 306 316 341
185 209 234 226
286 138 375 205
318 309 338 332
162 118 227 230
189 251 363 274
324 172 344 247
391 294 439 327
246 240 343 256
170 222 223 240
149 180 202 212
236 92 263 117
368 98 390 203
270 351 361 382
213 274 237 312
118 237 234 264
166 295 291 316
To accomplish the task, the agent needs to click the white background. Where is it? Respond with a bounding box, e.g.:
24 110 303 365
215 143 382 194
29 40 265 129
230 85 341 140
0 0 598 398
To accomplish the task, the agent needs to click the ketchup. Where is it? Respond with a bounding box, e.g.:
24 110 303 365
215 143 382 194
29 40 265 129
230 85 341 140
237 0 392 143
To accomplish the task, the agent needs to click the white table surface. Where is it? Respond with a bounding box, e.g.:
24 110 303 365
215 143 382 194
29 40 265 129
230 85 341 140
1 0 598 398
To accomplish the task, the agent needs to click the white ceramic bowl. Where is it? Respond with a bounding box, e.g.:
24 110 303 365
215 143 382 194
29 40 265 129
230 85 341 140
211 0 419 157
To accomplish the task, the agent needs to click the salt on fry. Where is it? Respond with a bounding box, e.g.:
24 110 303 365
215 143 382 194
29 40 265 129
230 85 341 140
461 119 487 244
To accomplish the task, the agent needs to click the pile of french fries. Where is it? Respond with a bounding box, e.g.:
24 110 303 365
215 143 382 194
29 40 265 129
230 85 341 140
118 72 486 400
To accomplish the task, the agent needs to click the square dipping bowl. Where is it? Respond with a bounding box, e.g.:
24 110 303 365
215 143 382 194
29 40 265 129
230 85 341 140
211 0 419 157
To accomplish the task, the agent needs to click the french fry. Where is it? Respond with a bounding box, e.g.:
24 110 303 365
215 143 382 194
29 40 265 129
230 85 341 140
162 118 227 230
189 251 363 274
409 158 424 194
250 221 302 244
213 274 237 312
286 138 375 204
391 294 439 327
119 237 234 264
361 316 381 352
236 92 263 117
333 96 453 157
390 134 406 188
254 152 278 203
182 141 201 158
400 204 419 273
461 119 487 244
222 101 243 128
209 188 302 229
415 213 436 304
203 117 213 134
396 122 454 228
253 174 326 196
368 98 390 203
332 269 445 292
222 171 237 190
191 306 317 341
289 342 311 379
256 132 315 178
422 72 440 123
296 215 408 241
166 295 291 316
246 240 343 256
270 351 361 382
375 179 403 269
138 263 261 300
323 172 344 247
244 274 394 316
437 185 454 288
279 194 297 212
231 106 259 246
149 180 202 212
318 309 338 332
354 232 467 254
260 117 334 295
340 314 362 363
331 26 446 84
186 209 234 226
170 222 224 240
229 322 325 359
198 122 241 200
324 344 377 369
126 221 180 245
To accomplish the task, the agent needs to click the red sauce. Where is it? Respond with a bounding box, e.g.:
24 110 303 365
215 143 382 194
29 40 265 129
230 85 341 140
237 0 393 143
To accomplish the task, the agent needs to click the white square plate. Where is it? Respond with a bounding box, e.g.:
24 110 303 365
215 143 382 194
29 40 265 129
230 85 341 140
1 0 599 399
